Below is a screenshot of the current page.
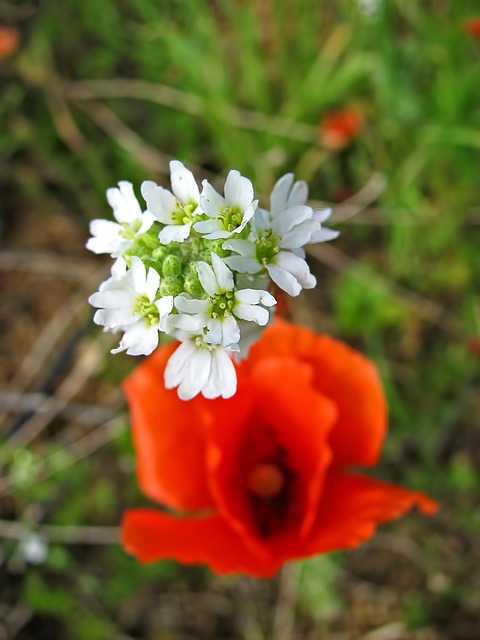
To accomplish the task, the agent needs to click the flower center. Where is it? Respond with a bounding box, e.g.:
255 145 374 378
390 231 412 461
256 230 280 265
247 462 285 499
173 201 197 226
133 295 160 325
220 206 243 232
120 219 142 239
194 335 217 351
210 291 235 319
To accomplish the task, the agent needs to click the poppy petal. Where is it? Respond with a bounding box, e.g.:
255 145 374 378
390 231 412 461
123 344 213 511
207 357 337 557
243 320 387 467
122 508 280 577
304 472 438 556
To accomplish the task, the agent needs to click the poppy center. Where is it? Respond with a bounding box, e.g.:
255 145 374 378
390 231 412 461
247 462 285 498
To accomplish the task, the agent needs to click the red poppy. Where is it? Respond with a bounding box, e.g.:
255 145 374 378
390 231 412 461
319 106 364 151
0 25 19 59
121 320 437 577
464 17 480 38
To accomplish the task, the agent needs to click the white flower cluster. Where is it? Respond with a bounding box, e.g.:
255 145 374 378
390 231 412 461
87 161 338 400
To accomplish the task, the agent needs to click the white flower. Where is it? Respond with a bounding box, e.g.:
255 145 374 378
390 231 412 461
174 253 276 348
88 256 173 356
356 0 382 17
86 181 154 257
265 172 339 245
222 173 339 296
19 534 48 565
164 315 237 400
194 170 258 240
141 160 201 245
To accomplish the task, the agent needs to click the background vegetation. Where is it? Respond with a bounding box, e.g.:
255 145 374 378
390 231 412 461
0 0 479 638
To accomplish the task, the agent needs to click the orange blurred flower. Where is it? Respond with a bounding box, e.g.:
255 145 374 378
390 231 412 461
464 17 480 38
0 25 19 59
121 320 437 577
319 106 363 151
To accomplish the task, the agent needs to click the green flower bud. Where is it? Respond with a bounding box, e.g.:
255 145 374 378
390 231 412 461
209 240 228 258
137 225 162 250
183 262 204 296
159 276 183 297
184 276 205 297
152 246 169 262
162 254 182 278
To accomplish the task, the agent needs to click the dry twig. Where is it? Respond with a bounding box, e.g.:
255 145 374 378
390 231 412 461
66 78 318 144
271 563 299 640
7 340 104 446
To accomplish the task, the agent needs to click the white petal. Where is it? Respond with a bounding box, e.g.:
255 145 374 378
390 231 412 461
170 161 199 204
166 313 206 335
155 295 174 318
292 247 306 259
270 173 294 215
164 341 195 388
204 318 223 345
107 182 142 224
288 181 308 208
111 321 158 356
309 227 340 243
272 205 313 236
128 324 159 356
89 218 122 239
313 207 333 223
193 219 223 235
266 264 302 297
200 180 225 217
88 289 133 309
86 235 125 257
222 239 255 257
253 208 270 233
234 303 270 325
281 220 317 249
110 257 128 279
159 222 192 245
275 251 316 289
140 181 176 224
130 256 147 293
145 267 160 301
93 307 136 328
201 229 231 240
206 349 237 399
223 256 262 274
138 211 155 234
178 348 212 400
224 170 254 211
234 201 257 234
211 253 234 292
174 295 209 314
196 261 219 296
220 315 240 346
235 288 276 306
86 220 124 255
275 251 315 287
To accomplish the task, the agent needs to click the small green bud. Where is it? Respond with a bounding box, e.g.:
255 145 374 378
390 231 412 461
162 254 182 278
136 224 161 250
209 240 228 258
152 246 169 262
184 274 204 297
159 276 183 297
